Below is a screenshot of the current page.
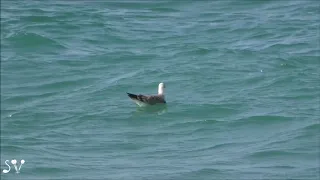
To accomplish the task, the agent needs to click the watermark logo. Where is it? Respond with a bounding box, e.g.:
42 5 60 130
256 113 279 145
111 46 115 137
2 159 25 174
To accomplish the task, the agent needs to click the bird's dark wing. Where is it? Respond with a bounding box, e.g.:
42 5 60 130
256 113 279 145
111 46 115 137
127 93 166 105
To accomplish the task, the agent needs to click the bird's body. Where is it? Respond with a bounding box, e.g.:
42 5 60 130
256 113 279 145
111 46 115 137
127 83 166 107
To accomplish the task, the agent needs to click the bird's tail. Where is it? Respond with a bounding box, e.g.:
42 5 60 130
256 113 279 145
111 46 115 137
127 93 138 100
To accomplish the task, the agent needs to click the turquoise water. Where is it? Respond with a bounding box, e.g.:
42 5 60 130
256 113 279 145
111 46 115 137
1 0 319 179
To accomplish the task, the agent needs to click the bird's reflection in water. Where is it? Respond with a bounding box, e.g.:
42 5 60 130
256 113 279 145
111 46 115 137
133 104 168 116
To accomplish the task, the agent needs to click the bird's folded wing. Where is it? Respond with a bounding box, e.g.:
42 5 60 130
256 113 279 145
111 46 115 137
137 94 166 104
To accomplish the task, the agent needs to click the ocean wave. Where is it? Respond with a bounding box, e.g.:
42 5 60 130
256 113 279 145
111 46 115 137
247 149 303 159
21 15 58 23
4 32 66 50
261 42 311 52
164 119 221 130
149 7 180 13
3 92 57 105
174 168 223 179
230 115 292 127
302 123 320 131
256 165 296 169
184 142 249 154
31 77 96 92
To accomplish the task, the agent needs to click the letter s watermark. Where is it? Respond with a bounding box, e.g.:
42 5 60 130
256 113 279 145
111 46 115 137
2 159 25 174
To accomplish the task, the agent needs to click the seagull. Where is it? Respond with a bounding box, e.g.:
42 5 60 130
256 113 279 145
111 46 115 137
127 82 166 107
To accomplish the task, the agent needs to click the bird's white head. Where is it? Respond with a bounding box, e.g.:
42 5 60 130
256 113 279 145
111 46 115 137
158 82 165 95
